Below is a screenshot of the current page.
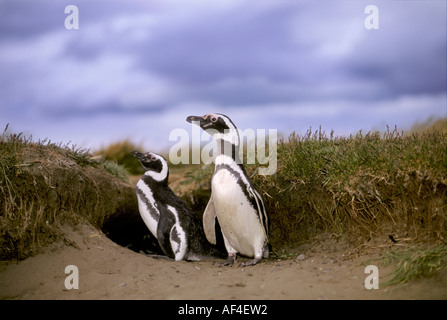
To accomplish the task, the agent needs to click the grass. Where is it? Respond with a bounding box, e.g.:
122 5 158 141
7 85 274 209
94 138 144 175
408 116 447 134
0 125 136 260
1 120 446 284
382 245 447 285
178 123 446 283
254 126 446 248
180 125 447 253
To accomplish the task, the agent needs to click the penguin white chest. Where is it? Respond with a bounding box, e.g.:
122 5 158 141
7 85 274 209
211 170 265 257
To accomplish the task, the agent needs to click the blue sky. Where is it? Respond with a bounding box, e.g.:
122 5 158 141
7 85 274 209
0 0 446 152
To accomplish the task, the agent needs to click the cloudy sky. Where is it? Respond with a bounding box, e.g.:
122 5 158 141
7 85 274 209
0 0 446 152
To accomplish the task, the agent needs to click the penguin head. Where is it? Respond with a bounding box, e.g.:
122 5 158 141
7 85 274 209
130 151 168 182
186 113 240 146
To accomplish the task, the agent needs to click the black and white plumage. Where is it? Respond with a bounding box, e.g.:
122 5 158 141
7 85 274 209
186 113 269 266
131 151 225 261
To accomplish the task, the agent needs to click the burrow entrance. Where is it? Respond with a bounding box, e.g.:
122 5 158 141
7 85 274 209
101 208 165 256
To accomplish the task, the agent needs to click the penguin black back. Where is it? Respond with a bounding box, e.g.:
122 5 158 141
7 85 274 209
131 151 225 261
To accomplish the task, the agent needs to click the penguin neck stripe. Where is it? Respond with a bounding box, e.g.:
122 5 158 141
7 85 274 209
216 113 238 132
144 161 168 182
214 160 251 191
215 128 240 147
217 139 239 161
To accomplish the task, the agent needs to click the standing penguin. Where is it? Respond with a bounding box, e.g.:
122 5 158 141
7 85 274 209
186 113 269 266
131 151 225 261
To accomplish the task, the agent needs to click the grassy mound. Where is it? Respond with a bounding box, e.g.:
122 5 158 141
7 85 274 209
383 244 447 285
182 127 447 251
2 121 446 286
260 127 446 250
0 129 139 260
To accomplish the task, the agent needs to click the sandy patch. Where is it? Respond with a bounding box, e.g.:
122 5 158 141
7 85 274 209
1 223 446 300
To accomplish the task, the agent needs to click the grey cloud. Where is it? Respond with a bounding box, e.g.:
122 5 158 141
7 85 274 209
0 0 62 41
1 0 445 123
339 2 446 99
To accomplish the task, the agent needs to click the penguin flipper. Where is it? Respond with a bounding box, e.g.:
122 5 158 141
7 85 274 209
203 195 217 245
167 205 187 261
170 225 187 261
248 186 269 241
157 224 175 259
156 206 175 259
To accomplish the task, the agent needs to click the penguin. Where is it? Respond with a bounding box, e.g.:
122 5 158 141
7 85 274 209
186 113 269 266
131 151 226 261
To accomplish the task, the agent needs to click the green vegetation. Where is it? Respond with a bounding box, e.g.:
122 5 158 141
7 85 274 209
94 139 145 175
1 118 446 284
181 124 446 282
257 127 446 248
0 126 136 260
408 116 447 134
383 245 447 285
183 126 446 250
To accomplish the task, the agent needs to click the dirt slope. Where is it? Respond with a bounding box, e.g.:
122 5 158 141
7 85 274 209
1 222 445 300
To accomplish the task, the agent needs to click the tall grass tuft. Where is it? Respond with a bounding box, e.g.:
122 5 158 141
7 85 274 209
181 126 447 251
254 126 446 249
94 139 144 175
383 245 447 285
0 126 136 260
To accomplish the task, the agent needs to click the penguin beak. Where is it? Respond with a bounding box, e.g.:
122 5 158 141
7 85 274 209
186 115 215 130
186 115 203 125
130 150 145 160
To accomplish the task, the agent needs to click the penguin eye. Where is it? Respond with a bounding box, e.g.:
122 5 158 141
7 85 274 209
211 116 217 122
151 156 157 161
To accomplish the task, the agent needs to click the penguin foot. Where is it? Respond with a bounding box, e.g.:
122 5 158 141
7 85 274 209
239 258 261 267
219 254 237 267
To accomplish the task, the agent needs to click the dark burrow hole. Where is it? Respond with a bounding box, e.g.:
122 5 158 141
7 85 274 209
101 209 165 256
101 206 227 258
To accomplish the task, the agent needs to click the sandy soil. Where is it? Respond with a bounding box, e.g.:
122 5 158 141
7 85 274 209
0 222 446 300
